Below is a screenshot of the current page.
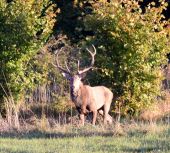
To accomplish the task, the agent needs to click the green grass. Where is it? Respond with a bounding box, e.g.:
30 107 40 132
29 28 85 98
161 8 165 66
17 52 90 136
0 124 170 153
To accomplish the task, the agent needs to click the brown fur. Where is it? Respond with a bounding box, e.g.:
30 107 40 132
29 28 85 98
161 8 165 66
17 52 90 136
80 84 88 114
71 81 113 125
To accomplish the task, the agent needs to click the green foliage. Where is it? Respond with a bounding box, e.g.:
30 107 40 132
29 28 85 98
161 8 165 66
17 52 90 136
84 0 170 115
0 0 56 101
51 95 71 113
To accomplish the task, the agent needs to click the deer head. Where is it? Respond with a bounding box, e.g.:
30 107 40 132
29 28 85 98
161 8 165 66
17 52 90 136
52 45 96 92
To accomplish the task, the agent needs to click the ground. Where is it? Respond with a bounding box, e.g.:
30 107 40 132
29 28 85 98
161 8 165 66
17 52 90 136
0 123 169 153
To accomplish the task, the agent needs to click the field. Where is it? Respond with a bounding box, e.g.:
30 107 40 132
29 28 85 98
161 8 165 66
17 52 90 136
0 123 170 153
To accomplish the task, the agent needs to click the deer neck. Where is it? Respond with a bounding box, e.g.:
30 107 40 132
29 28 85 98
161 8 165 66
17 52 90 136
70 81 84 102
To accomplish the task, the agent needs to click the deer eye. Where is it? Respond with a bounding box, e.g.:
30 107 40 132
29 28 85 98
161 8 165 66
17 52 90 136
70 78 73 82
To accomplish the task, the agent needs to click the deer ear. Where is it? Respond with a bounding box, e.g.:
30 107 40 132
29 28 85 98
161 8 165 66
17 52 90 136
62 72 71 80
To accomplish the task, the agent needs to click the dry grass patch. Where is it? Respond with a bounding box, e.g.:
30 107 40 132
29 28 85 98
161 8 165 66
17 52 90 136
140 91 170 122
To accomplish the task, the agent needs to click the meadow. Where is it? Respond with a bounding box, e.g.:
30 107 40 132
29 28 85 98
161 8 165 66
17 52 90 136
0 123 169 153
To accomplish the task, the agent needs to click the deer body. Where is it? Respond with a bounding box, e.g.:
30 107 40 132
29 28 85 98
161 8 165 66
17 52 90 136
53 45 113 125
71 82 113 111
70 80 113 125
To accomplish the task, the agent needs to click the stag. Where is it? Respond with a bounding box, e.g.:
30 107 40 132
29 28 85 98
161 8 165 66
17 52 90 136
53 45 113 125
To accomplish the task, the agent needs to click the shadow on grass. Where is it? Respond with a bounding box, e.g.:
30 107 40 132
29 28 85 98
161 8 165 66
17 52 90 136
0 130 114 139
122 147 159 153
0 148 29 153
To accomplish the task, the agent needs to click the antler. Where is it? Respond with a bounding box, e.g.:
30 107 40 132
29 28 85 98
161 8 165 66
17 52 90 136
52 48 71 75
78 45 96 74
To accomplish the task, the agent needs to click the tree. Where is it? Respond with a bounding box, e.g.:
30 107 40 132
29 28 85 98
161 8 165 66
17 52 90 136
0 0 56 108
84 0 170 116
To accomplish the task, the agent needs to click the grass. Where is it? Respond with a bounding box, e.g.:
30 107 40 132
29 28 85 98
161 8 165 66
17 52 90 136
0 123 170 153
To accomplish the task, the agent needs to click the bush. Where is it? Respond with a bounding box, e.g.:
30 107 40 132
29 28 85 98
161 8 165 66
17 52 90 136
0 0 56 103
84 0 170 116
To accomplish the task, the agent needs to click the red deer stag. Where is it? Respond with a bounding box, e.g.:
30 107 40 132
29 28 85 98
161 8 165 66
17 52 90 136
53 45 113 125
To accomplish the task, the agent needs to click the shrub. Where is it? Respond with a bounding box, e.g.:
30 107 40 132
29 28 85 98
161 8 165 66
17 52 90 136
0 0 56 103
84 0 170 116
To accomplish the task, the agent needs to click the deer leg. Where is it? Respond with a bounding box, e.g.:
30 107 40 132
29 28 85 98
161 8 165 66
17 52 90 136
82 105 87 115
104 105 110 125
80 113 85 126
92 110 97 125
98 110 112 124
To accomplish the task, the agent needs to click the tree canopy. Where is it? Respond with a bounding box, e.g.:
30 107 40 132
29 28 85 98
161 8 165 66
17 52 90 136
0 0 56 105
0 0 170 117
84 0 170 115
